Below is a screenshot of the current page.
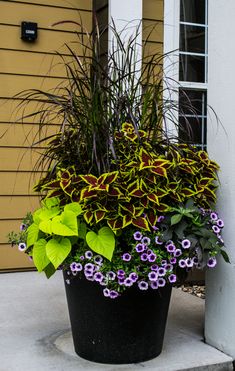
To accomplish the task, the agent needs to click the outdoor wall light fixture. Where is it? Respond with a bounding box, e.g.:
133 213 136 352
21 22 38 42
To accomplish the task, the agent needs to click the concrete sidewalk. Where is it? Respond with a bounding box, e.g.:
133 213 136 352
0 271 233 371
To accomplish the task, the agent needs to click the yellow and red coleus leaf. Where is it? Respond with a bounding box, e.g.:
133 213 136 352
180 188 196 197
94 210 106 223
146 211 158 227
156 203 170 212
139 148 153 169
60 179 71 191
153 159 171 169
121 122 134 133
97 171 118 186
80 174 97 187
203 187 216 201
107 218 124 231
129 189 145 197
108 186 123 198
119 203 135 215
80 188 97 201
83 210 93 224
123 214 132 228
151 166 167 177
147 193 159 205
132 216 150 231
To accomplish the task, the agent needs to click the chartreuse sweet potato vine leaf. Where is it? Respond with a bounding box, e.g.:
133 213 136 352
46 237 71 269
51 210 78 236
33 239 50 272
86 227 115 261
27 223 40 247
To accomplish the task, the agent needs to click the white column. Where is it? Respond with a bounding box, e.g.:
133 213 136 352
205 0 235 358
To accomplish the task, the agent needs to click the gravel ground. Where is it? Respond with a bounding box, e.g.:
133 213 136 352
178 284 205 299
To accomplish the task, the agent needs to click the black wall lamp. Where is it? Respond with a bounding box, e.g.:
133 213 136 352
21 22 38 42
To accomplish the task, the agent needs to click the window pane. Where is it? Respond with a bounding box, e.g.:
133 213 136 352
179 89 207 115
180 25 205 54
179 54 205 82
180 0 206 24
179 116 206 145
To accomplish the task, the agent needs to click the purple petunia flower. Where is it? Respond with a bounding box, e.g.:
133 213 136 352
165 263 173 271
106 271 116 280
94 255 103 265
168 274 177 283
150 281 159 289
170 257 177 265
157 278 166 287
138 281 148 290
79 255 85 261
129 272 138 282
178 259 187 268
109 290 119 299
94 272 104 282
122 253 132 262
84 263 94 271
174 249 182 257
155 236 163 245
117 269 125 277
181 239 191 249
133 231 143 241
118 277 125 285
148 271 158 281
70 262 77 272
192 256 199 265
217 219 224 228
166 244 176 253
99 277 108 286
151 264 159 271
210 212 218 221
148 253 157 263
158 216 165 223
142 236 151 245
124 278 133 287
152 225 159 231
18 242 27 252
103 288 110 297
135 243 145 253
76 263 83 271
207 256 217 268
85 251 93 259
161 259 167 266
158 267 166 276
85 275 95 281
212 225 220 234
20 223 27 231
185 258 194 268
140 253 148 261
147 249 153 255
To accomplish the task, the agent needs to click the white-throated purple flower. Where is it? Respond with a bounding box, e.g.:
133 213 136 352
210 212 218 221
174 249 182 257
151 264 159 271
161 259 167 266
86 275 94 281
80 255 85 261
94 272 104 282
76 263 83 271
84 263 94 271
118 277 125 285
94 255 103 265
85 251 93 259
157 278 166 287
155 236 163 245
212 225 220 234
158 216 165 223
148 271 158 281
103 288 110 297
110 290 119 299
135 243 145 253
99 277 108 286
168 274 177 283
158 267 166 276
166 244 176 253
106 271 116 280
165 263 173 271
20 223 27 231
70 262 77 272
129 272 138 282
150 281 159 289
207 256 217 268
152 225 159 231
122 253 132 262
148 253 157 263
138 281 148 290
181 239 191 249
217 219 224 228
178 259 187 268
124 278 133 287
18 242 27 252
170 257 177 265
140 253 148 261
192 256 199 265
133 231 142 241
185 258 194 268
142 236 151 245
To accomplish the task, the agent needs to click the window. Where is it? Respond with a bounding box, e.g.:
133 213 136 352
179 0 208 149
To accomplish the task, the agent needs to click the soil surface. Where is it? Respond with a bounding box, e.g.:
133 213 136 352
178 284 205 299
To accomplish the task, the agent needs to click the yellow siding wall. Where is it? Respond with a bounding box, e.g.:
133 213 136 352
0 0 92 270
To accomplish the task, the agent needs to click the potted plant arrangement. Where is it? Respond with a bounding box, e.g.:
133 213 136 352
8 25 228 364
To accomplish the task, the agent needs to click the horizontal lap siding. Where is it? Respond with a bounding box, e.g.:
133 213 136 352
0 0 92 270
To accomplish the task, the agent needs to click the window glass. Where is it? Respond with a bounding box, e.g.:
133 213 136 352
180 0 206 24
179 54 205 83
180 25 205 54
179 116 206 146
179 89 207 116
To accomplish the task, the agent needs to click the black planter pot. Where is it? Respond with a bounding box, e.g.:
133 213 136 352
63 272 172 364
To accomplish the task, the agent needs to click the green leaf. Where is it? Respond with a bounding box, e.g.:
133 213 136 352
27 223 40 247
44 262 56 278
221 250 230 263
46 237 71 269
64 202 83 216
78 221 87 239
38 207 60 221
86 227 115 261
51 211 78 236
39 219 53 234
171 214 183 225
33 209 42 224
33 238 50 272
43 197 60 209
174 221 188 239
